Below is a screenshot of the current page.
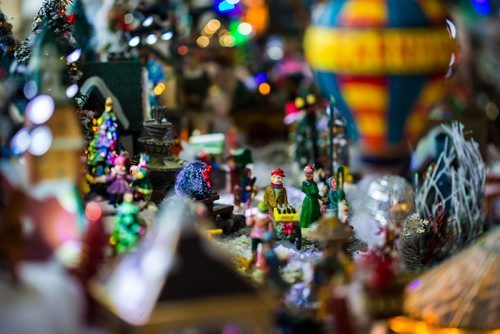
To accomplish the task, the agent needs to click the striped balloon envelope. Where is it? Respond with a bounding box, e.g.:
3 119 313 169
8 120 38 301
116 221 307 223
304 0 455 166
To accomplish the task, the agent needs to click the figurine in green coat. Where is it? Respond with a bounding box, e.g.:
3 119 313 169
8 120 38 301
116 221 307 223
300 165 322 228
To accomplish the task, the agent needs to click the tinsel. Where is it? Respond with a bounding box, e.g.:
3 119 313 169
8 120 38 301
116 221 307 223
401 213 429 238
415 122 486 246
0 9 18 70
399 202 454 270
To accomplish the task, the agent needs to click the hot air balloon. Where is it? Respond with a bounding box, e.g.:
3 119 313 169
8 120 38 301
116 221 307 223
304 0 455 166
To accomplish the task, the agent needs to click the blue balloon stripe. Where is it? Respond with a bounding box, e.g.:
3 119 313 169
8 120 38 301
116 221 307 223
387 0 430 27
387 75 427 143
315 0 347 28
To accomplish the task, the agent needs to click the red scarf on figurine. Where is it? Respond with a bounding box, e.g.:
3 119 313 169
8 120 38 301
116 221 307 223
270 183 283 189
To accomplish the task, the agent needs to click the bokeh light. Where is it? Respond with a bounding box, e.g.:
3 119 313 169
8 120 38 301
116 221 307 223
237 22 253 36
23 80 38 100
143 16 154 27
85 201 102 221
178 45 189 55
25 94 55 125
128 36 141 47
10 128 31 155
145 34 158 45
28 126 53 156
258 82 271 95
205 19 221 34
154 83 166 96
161 31 173 41
196 35 210 48
66 49 81 63
66 84 79 98
124 13 134 25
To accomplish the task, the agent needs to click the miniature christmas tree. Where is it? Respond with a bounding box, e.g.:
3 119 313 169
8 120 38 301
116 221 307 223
69 0 96 61
15 0 81 86
86 98 119 177
109 193 144 254
292 94 321 168
0 7 17 75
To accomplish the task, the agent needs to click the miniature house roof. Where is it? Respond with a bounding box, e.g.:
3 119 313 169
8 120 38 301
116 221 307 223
404 227 500 330
80 76 130 131
90 196 273 330
81 61 144 133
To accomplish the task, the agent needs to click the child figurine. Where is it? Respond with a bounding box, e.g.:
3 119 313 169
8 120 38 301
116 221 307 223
130 153 152 201
260 231 289 292
106 154 133 206
226 154 241 195
240 167 257 208
263 168 288 211
299 164 322 228
109 193 145 254
244 201 275 269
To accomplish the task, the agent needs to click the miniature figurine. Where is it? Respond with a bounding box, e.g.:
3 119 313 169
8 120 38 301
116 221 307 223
310 216 355 332
198 151 220 170
105 154 133 206
244 201 275 269
322 167 348 220
240 167 257 208
225 154 241 194
260 231 289 292
263 167 288 211
299 164 322 228
109 193 145 254
130 153 152 201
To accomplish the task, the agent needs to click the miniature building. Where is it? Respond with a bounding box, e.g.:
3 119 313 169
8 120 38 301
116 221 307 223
404 227 500 331
25 29 83 185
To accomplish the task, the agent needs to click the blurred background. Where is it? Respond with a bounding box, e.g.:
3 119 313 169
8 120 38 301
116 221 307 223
3 0 498 158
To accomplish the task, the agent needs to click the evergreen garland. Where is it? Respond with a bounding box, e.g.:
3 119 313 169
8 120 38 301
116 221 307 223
70 0 96 61
0 7 17 74
15 0 82 87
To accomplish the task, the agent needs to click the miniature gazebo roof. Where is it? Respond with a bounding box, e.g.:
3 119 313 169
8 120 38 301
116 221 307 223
404 227 500 331
90 196 273 331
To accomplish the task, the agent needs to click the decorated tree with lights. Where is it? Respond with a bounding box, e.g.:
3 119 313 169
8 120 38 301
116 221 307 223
109 193 145 254
86 99 119 177
0 7 17 75
15 0 81 85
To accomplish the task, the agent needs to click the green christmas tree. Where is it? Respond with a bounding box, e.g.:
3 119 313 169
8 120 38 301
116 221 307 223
0 7 17 75
69 0 96 61
86 98 119 177
15 0 81 85
109 193 144 254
